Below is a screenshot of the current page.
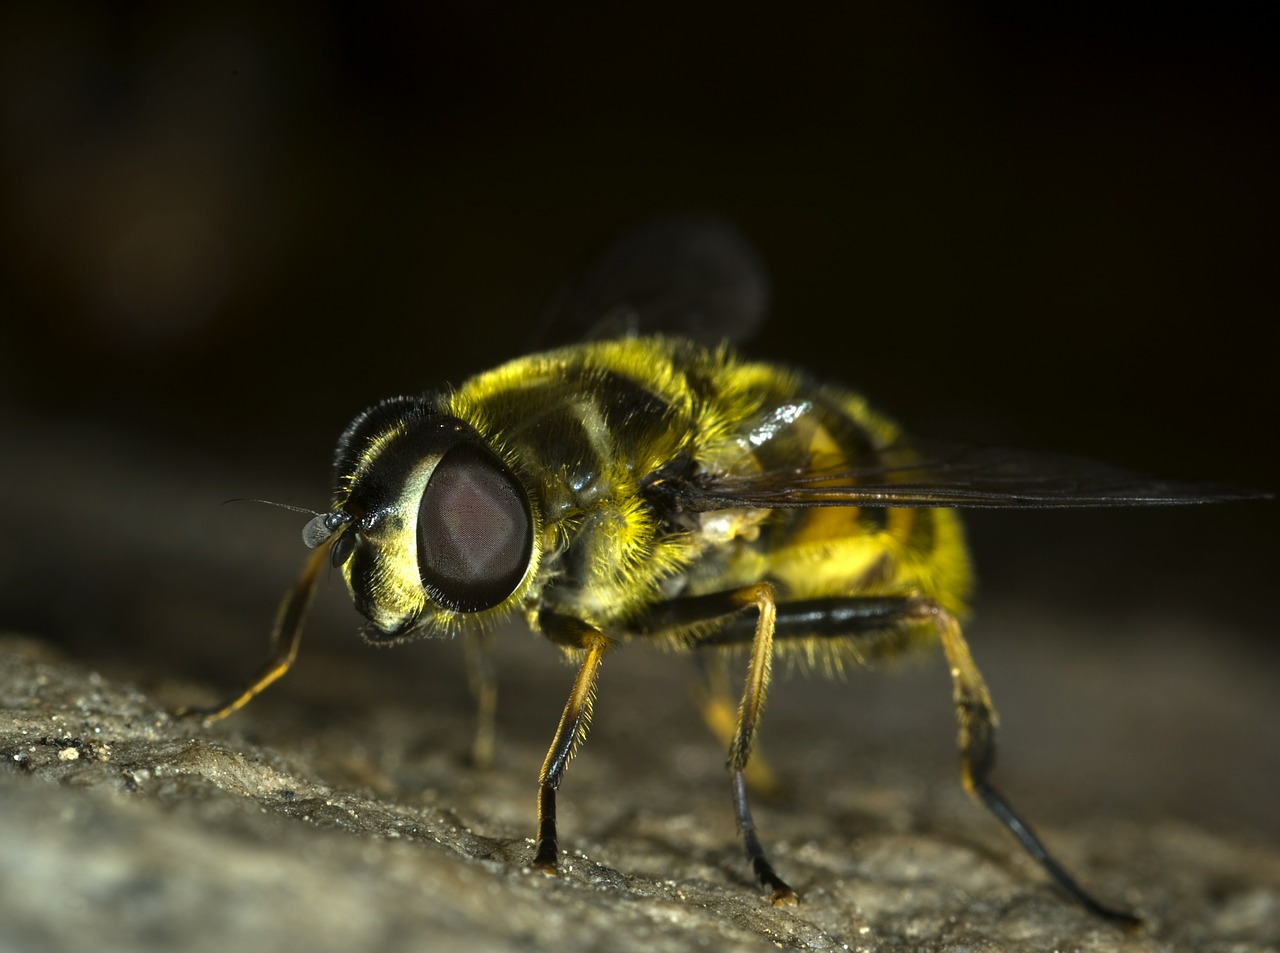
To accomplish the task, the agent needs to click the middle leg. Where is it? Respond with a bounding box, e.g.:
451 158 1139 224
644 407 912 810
633 582 796 904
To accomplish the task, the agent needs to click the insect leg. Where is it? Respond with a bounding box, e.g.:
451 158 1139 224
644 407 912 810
463 629 498 768
530 612 614 873
698 595 922 646
695 651 781 796
700 594 1140 925
175 539 332 724
724 582 801 906
925 603 1141 928
632 584 797 903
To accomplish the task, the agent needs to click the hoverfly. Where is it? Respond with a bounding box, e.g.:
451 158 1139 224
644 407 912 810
181 216 1265 926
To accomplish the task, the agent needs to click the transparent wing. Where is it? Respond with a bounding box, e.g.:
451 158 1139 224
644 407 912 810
653 443 1270 511
532 214 771 348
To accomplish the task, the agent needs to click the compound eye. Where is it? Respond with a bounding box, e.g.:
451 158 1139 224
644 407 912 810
417 442 532 612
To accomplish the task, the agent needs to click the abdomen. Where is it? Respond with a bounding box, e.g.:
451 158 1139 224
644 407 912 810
684 368 973 621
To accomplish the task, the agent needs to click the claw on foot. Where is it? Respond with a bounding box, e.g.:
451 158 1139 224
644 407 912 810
769 886 800 907
530 851 559 877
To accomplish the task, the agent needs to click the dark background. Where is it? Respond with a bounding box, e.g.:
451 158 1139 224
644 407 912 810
1 5 1275 702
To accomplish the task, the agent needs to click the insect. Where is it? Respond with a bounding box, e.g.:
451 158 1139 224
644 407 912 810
181 217 1265 926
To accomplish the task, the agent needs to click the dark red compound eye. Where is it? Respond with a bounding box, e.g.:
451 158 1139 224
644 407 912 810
416 442 533 612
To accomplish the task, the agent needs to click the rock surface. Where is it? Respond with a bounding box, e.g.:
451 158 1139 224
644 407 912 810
3 609 1277 953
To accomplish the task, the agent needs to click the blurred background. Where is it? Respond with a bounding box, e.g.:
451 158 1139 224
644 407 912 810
1 3 1276 834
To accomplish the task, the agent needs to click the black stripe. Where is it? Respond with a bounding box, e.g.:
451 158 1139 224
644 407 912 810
810 389 889 533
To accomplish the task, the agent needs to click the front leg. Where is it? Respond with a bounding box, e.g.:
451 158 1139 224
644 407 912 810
531 612 614 872
174 539 332 723
462 630 498 769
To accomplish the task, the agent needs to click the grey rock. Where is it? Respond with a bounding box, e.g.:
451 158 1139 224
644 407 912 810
2 620 1277 953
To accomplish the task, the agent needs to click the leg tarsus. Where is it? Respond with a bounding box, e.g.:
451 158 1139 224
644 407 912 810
932 602 1141 928
173 540 331 724
733 770 799 905
975 782 1142 928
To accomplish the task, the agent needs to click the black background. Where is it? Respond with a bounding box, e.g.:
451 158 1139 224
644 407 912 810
1 3 1275 657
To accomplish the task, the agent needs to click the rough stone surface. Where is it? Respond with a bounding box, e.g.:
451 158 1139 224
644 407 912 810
3 610 1277 953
